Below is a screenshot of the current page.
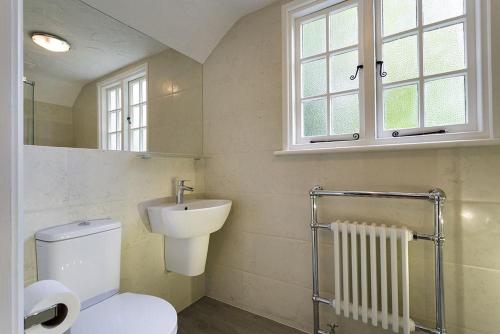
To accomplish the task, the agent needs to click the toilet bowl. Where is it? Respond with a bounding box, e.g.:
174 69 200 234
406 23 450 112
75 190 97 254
35 219 177 333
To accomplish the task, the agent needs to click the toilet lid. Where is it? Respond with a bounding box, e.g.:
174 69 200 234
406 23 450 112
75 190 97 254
71 293 177 334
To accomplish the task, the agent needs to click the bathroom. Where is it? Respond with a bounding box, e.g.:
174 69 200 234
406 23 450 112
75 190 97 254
1 0 500 333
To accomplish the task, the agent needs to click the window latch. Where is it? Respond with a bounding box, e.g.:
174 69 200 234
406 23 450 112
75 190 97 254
310 133 360 143
392 129 446 137
350 65 364 80
376 61 387 78
126 116 131 125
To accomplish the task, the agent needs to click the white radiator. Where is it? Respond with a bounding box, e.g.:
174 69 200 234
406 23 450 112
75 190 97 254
330 221 416 334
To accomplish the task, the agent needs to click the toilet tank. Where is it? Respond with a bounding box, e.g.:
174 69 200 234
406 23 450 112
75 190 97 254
35 219 122 309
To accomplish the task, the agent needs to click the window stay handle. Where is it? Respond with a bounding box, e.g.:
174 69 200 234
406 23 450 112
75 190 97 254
310 133 360 143
350 65 364 80
392 129 446 137
376 60 387 77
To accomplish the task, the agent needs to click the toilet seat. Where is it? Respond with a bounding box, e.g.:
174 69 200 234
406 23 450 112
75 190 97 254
71 292 177 334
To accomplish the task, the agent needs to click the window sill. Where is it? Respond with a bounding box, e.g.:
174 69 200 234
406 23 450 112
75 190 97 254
274 138 500 156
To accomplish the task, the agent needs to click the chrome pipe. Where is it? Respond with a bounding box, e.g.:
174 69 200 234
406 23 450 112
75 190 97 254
310 189 441 202
415 323 440 334
434 195 446 334
313 295 332 305
310 186 321 334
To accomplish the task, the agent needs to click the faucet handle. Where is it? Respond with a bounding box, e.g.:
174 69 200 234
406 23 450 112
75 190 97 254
177 179 191 186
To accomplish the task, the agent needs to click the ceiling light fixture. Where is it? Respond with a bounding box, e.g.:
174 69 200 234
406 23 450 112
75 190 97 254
31 32 71 52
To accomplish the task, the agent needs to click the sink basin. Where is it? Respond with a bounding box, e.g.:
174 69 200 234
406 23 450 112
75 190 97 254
147 199 231 276
148 199 232 238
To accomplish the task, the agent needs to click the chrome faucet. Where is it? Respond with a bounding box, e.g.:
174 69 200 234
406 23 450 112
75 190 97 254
176 179 194 204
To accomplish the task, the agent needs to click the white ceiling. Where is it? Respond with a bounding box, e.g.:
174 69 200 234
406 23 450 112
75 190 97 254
81 0 280 63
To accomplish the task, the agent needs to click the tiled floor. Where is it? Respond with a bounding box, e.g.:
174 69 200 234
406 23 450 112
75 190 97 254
178 297 305 334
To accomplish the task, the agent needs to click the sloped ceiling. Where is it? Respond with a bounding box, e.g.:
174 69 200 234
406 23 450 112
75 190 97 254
81 0 280 63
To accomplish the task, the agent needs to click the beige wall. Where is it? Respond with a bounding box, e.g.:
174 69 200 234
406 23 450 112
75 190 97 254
23 145 205 311
73 48 203 155
203 2 500 334
28 101 74 147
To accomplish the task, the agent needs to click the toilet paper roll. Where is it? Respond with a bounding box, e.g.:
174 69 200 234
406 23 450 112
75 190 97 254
25 280 81 334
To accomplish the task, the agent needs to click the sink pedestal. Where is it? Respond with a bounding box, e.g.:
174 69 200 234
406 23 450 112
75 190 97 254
164 235 209 276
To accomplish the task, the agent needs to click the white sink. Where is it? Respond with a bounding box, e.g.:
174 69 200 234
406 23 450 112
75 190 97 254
147 199 231 276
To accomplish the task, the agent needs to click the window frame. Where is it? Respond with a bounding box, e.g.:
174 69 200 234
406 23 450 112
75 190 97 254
281 0 493 153
97 63 148 152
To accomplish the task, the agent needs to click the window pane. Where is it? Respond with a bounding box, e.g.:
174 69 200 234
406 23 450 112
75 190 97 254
109 133 117 150
330 6 358 50
302 58 327 98
131 106 140 128
108 89 116 111
423 0 464 25
424 24 465 76
331 94 359 135
117 88 122 108
383 35 418 83
382 0 417 36
117 110 122 131
131 81 140 105
384 84 419 130
330 50 359 93
141 79 147 103
116 132 122 151
141 128 147 151
131 129 140 151
141 105 147 127
109 112 117 132
425 76 466 127
303 99 327 137
302 17 326 58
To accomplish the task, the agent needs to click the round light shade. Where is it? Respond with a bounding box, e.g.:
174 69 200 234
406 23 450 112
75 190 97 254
31 33 71 52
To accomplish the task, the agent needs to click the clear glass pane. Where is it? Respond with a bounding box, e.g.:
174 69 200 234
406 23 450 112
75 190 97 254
303 99 327 137
141 105 147 127
302 58 327 98
109 133 117 150
425 76 466 127
131 81 140 105
423 0 464 25
131 129 140 151
384 84 419 130
331 94 359 135
383 35 419 83
141 128 147 152
131 106 140 129
108 89 116 111
109 112 117 132
117 110 122 131
141 79 147 103
330 50 359 93
302 17 326 58
424 24 465 76
382 0 417 36
330 6 358 50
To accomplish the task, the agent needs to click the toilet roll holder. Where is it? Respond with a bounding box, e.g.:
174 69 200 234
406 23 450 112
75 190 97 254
24 303 67 330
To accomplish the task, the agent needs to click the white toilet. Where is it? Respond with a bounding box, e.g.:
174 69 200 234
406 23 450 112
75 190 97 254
35 219 178 334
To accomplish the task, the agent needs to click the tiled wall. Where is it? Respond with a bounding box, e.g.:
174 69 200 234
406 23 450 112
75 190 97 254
24 145 205 311
203 1 500 333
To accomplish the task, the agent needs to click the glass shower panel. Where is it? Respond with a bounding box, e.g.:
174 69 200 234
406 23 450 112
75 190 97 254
23 80 35 145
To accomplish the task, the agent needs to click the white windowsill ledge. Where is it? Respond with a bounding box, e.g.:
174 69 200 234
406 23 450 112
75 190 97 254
274 138 500 156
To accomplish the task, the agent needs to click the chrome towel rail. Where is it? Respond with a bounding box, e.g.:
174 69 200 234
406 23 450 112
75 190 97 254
309 186 446 334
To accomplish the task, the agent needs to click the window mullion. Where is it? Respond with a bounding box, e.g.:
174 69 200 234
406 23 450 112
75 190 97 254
326 12 331 136
417 0 425 130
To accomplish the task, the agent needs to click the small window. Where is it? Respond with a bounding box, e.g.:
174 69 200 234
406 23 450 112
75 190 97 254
99 65 148 152
282 0 490 153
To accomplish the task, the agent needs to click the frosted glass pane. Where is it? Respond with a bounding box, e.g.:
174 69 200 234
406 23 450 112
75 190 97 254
423 0 464 25
382 0 417 36
141 105 147 127
424 24 465 76
131 82 140 105
117 89 122 108
108 90 116 111
117 110 122 131
141 79 147 103
330 50 359 93
330 7 358 50
331 94 359 135
425 76 466 127
109 112 117 132
131 106 140 129
383 35 418 83
384 84 419 130
131 129 140 151
302 18 326 58
302 59 327 98
141 128 147 151
303 99 327 137
116 132 122 150
109 133 117 150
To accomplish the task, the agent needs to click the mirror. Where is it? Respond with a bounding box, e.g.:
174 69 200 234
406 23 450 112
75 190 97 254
23 0 203 156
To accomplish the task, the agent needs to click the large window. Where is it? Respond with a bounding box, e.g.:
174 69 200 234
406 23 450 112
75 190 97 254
282 0 491 152
99 65 148 152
